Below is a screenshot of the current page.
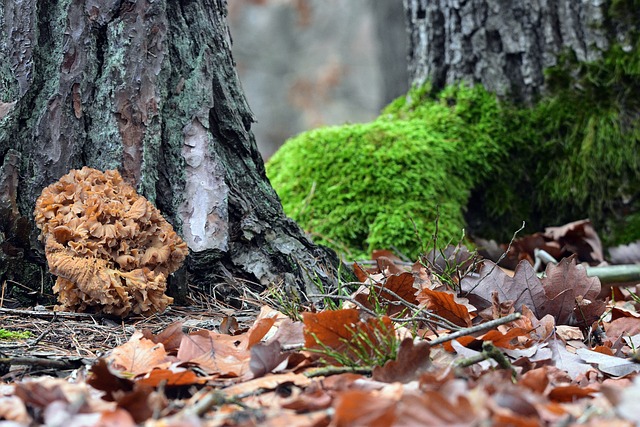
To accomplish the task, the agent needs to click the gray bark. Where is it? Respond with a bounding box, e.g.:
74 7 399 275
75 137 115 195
0 0 345 307
403 0 609 102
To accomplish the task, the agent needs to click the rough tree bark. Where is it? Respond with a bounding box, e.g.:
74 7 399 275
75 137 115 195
0 0 344 306
403 0 610 102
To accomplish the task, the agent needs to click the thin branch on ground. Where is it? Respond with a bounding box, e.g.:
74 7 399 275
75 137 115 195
427 313 521 346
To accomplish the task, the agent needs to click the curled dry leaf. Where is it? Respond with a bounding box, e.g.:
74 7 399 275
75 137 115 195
544 219 604 264
34 167 188 316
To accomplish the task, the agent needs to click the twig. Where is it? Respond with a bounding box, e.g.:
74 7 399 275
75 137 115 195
0 356 86 370
454 341 517 380
304 365 373 378
428 313 521 346
464 222 525 296
0 307 105 320
586 264 640 284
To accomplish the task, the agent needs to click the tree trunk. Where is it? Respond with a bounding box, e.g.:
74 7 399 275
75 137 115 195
403 0 610 102
0 0 344 307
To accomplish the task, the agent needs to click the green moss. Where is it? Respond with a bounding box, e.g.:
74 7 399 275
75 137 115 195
268 1 640 255
0 329 31 340
267 84 505 259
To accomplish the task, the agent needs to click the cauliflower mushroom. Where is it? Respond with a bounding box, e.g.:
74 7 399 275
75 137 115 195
34 167 189 316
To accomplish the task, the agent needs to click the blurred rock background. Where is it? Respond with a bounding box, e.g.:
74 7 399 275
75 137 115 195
227 0 409 160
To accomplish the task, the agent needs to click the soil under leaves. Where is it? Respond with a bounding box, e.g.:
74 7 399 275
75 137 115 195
2 220 640 426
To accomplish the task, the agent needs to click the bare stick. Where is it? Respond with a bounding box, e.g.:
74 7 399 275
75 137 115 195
428 312 521 346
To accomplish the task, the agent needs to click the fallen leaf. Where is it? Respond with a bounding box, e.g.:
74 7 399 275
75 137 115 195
106 331 174 376
416 288 472 327
87 358 134 396
422 244 475 277
332 389 396 426
520 367 550 394
608 240 640 265
141 321 184 353
544 219 604 264
354 272 418 316
603 376 640 424
395 391 478 426
136 367 207 387
548 384 596 402
303 309 395 365
461 260 545 317
250 340 288 377
177 330 250 377
302 308 360 350
0 395 31 424
372 338 431 383
281 385 332 412
605 317 640 344
540 256 605 327
548 339 595 381
577 348 640 377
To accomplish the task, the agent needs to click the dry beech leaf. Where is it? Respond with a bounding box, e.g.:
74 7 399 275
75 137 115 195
604 317 640 344
303 309 395 365
106 331 174 376
141 321 184 353
221 372 311 397
136 368 207 387
0 395 31 425
372 338 431 383
281 386 333 412
416 288 472 327
302 309 361 350
175 310 278 377
332 389 396 426
395 391 478 426
354 272 418 316
422 244 475 276
548 385 597 402
177 330 251 377
520 367 550 394
88 358 135 396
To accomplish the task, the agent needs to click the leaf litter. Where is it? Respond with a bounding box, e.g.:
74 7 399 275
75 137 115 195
2 221 640 425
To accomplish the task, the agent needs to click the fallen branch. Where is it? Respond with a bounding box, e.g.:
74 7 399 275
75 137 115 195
454 341 517 380
0 355 87 370
0 307 105 320
586 264 640 284
428 312 521 346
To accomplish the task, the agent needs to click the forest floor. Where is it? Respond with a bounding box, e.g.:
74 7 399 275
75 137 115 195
2 219 640 426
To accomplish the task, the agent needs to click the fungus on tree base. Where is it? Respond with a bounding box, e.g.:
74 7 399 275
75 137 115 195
34 167 189 316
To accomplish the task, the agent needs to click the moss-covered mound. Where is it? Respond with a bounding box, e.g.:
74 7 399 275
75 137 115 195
266 85 507 259
267 2 640 258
